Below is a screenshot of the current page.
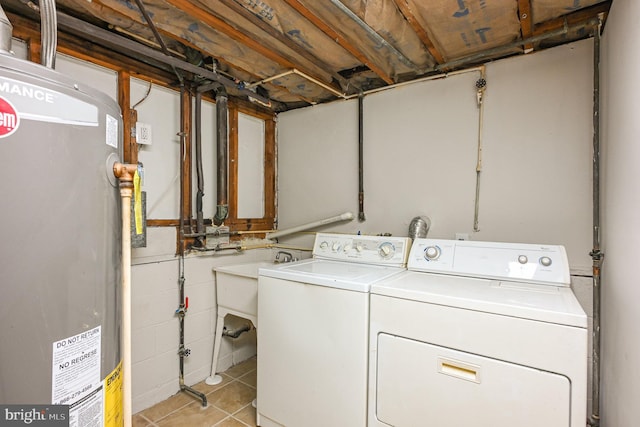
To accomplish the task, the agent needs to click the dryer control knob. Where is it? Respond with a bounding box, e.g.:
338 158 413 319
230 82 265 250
425 246 440 260
378 242 395 259
539 256 552 267
332 242 342 252
319 241 329 250
518 255 528 264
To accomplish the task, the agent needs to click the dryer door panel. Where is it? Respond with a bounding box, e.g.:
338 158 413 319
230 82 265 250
375 334 571 427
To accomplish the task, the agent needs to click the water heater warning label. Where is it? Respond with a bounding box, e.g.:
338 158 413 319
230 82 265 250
52 326 104 427
52 326 102 405
0 96 19 138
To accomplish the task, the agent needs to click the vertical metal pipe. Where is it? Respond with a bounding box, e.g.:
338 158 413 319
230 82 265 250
358 93 365 222
175 86 207 407
195 91 205 236
0 5 12 54
214 88 229 225
588 18 603 427
39 0 57 68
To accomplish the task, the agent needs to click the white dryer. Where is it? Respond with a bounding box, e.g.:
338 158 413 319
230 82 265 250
257 233 411 427
368 239 588 427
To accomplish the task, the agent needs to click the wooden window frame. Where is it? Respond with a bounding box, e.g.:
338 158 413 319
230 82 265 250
226 98 276 236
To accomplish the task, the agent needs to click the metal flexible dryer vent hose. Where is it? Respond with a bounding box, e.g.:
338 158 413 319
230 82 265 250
0 5 13 54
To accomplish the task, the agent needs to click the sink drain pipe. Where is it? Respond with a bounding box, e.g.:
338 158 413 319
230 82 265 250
222 324 252 339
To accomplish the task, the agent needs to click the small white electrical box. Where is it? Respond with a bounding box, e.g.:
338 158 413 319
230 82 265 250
136 122 153 145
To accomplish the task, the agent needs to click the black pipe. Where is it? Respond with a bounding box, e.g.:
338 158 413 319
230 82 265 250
37 10 274 106
132 0 183 84
358 93 365 222
214 87 229 225
222 324 252 339
195 91 205 238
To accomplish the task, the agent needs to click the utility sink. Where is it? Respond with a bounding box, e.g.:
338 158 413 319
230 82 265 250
213 261 274 324
206 261 273 386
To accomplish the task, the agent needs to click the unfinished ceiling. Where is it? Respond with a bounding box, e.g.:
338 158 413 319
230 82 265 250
4 0 611 111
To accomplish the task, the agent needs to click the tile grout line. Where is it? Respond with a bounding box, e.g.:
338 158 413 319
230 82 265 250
135 360 257 425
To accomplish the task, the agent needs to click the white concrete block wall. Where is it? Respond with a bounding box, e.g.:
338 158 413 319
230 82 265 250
131 228 271 412
571 274 594 414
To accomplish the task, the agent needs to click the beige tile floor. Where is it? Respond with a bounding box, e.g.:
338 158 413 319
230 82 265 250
133 357 257 427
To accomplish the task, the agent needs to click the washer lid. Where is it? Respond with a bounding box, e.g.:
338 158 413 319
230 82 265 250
371 271 587 327
259 259 406 292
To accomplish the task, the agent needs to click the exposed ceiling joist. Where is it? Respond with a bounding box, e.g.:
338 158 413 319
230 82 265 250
163 0 336 89
518 0 534 53
390 0 445 65
3 0 613 110
215 0 350 89
534 2 609 35
281 0 394 85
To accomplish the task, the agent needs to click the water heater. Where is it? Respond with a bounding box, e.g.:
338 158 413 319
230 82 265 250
0 52 123 425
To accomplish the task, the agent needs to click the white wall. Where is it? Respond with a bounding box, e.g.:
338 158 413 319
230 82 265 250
601 0 640 425
277 39 596 412
131 230 269 412
278 39 594 272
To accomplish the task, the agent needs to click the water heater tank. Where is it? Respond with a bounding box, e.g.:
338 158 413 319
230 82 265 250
0 54 123 423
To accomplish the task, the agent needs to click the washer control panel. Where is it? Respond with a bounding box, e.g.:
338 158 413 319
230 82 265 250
313 233 411 266
409 238 570 286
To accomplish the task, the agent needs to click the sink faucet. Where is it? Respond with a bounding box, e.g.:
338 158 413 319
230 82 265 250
275 251 295 263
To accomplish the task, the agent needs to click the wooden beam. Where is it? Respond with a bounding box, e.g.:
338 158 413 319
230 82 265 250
281 0 394 84
147 220 181 226
264 116 276 223
517 0 534 53
118 70 139 165
8 11 178 83
165 0 336 87
215 0 350 88
533 2 610 35
390 0 445 64
180 86 193 234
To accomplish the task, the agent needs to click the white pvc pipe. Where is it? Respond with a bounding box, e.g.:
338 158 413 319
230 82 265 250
266 212 354 240
120 185 133 427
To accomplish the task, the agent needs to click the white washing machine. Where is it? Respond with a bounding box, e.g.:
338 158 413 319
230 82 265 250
368 238 588 427
257 233 411 427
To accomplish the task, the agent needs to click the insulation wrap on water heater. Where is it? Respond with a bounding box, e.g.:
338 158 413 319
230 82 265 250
0 53 123 426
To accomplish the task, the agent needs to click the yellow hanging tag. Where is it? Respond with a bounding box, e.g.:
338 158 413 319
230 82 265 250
134 170 143 235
